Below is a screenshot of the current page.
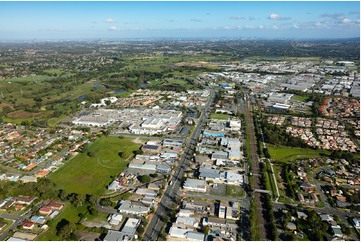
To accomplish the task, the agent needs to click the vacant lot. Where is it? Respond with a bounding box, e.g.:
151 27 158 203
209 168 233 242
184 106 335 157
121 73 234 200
226 185 245 198
268 145 331 162
292 95 310 102
210 113 232 120
49 136 141 195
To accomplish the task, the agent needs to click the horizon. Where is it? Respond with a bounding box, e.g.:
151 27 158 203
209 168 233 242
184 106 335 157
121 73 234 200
0 36 360 43
0 1 360 40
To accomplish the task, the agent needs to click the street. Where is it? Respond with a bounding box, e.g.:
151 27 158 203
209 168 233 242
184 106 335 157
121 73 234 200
142 90 215 241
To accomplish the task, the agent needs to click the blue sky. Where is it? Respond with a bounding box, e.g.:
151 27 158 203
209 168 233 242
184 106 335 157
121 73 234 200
0 1 359 40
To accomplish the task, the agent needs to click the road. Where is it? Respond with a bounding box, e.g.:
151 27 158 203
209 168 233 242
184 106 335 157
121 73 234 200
95 177 166 214
142 90 215 241
0 211 30 241
244 93 268 240
0 201 46 240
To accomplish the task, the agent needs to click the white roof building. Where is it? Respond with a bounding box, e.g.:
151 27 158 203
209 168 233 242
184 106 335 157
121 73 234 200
175 216 198 228
108 214 123 226
183 179 207 193
222 171 244 185
177 209 194 217
169 227 189 238
118 200 150 215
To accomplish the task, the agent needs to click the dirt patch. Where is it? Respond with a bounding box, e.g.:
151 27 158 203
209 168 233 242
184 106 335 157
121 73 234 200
7 110 43 119
132 138 144 144
76 231 101 241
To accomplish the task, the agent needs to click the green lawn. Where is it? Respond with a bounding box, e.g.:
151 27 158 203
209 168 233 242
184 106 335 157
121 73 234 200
166 78 188 86
210 113 232 120
37 203 88 241
292 95 310 102
43 69 64 76
268 145 331 162
49 136 141 195
226 185 245 198
0 218 12 232
4 75 55 83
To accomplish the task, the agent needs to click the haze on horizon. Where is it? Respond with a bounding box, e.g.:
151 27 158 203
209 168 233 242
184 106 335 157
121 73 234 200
0 1 359 40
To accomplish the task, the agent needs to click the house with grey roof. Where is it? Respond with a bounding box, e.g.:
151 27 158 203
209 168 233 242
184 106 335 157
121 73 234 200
117 200 150 215
183 178 207 193
186 231 205 241
199 166 221 182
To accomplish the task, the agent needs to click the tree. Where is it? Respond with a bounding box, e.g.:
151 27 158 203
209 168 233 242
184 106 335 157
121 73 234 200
33 97 42 103
88 206 98 216
86 194 98 206
75 193 86 207
99 198 112 206
56 219 75 240
140 175 151 183
121 150 132 159
341 224 351 236
58 189 67 201
87 151 95 157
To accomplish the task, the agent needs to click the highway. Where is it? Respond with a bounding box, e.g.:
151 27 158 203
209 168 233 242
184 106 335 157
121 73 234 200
142 90 215 241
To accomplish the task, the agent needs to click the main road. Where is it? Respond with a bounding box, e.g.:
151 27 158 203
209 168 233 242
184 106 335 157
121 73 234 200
142 90 215 241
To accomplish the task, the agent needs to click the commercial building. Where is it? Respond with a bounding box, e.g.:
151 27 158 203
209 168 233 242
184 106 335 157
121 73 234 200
183 178 207 193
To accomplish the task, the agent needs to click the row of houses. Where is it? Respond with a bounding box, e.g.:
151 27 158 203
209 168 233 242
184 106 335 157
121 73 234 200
104 217 141 241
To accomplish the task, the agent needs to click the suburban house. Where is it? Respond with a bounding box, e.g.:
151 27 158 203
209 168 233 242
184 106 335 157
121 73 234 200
135 188 158 197
48 201 64 210
117 200 150 215
13 196 36 205
105 218 140 241
30 216 46 224
108 214 123 226
299 182 316 193
22 221 35 230
39 206 53 215
286 222 297 231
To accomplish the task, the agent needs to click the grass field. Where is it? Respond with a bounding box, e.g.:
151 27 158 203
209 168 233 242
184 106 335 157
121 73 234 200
210 113 232 120
4 75 55 83
292 95 310 102
268 145 331 162
166 78 189 86
37 203 88 241
49 136 141 195
226 185 245 198
43 69 64 76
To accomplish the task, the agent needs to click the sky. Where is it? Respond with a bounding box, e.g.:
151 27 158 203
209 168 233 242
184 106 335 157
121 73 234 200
0 1 359 40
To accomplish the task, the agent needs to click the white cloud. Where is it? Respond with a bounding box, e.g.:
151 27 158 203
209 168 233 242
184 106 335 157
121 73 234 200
105 18 115 23
340 18 352 24
272 25 279 29
229 16 244 20
268 13 291 21
259 25 264 29
269 13 281 20
293 24 299 29
108 26 117 31
190 19 202 22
